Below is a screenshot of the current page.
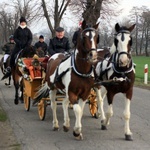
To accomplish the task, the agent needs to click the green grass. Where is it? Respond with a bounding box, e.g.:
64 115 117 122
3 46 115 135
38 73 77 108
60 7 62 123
133 56 150 87
0 107 7 122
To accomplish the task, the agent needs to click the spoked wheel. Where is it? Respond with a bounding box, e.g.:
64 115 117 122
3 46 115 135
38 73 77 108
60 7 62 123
23 94 31 111
88 89 98 118
38 99 46 121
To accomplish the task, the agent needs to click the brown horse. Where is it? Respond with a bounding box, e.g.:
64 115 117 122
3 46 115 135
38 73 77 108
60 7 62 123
95 23 136 141
1 45 38 105
34 20 99 140
0 56 11 86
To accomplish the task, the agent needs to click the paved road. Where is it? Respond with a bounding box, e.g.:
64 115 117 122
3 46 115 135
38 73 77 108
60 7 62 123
0 74 150 150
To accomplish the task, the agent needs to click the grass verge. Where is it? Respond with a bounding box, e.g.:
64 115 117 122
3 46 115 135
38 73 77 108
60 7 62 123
0 107 7 122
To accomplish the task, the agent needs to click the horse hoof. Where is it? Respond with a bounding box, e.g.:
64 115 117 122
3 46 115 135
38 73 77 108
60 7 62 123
73 131 83 140
14 99 18 105
53 127 59 131
125 134 133 141
101 125 107 130
63 126 69 132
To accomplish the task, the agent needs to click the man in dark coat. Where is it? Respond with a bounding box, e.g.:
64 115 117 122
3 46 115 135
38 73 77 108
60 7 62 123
34 35 48 55
48 27 70 56
9 16 32 69
72 28 81 47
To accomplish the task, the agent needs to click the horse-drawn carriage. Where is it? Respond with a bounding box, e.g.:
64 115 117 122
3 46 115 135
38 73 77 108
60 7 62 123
1 21 135 141
18 54 98 121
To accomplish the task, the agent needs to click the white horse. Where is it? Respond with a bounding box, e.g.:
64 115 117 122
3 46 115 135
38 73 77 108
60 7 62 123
95 23 136 141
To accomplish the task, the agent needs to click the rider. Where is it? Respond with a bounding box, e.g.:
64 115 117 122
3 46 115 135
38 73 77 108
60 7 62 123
34 35 48 55
2 35 15 70
48 27 70 56
8 16 32 72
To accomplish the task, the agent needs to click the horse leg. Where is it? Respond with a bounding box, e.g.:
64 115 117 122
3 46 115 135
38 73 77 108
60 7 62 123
101 93 114 130
73 99 86 140
50 90 59 130
62 97 70 132
14 83 19 105
8 76 11 87
123 96 132 141
95 87 106 121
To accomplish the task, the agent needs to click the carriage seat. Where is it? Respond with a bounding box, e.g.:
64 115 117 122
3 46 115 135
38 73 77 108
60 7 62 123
20 57 45 80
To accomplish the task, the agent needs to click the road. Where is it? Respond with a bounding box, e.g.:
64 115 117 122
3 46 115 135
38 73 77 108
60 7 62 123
0 74 150 150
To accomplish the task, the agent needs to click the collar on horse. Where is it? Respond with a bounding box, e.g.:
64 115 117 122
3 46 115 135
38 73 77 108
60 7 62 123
71 53 94 78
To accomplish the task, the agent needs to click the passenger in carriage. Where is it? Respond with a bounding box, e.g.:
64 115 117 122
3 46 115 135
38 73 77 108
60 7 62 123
7 16 32 72
34 35 48 55
48 27 70 56
2 35 15 70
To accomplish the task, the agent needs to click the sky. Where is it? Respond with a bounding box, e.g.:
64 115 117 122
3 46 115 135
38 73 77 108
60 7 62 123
119 0 150 17
0 0 149 33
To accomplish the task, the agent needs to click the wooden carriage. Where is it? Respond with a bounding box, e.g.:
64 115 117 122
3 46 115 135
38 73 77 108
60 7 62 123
19 56 98 120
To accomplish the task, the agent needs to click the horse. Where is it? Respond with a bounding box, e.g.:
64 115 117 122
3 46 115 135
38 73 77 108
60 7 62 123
0 56 11 86
35 47 45 57
1 45 39 105
33 20 99 140
95 23 136 141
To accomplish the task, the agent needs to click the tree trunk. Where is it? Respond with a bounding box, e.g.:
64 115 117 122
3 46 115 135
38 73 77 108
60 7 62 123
82 0 103 25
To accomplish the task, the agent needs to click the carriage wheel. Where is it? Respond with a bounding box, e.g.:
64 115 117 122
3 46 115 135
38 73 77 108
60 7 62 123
88 89 98 118
89 100 98 118
38 99 46 121
23 94 31 111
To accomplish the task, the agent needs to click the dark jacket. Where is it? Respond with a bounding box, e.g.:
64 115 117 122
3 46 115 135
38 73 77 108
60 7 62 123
72 29 80 46
14 26 32 50
48 37 70 56
2 42 15 54
34 41 48 55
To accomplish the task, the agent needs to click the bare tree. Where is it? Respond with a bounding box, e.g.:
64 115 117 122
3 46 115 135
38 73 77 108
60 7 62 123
0 0 41 49
41 0 71 37
70 0 121 25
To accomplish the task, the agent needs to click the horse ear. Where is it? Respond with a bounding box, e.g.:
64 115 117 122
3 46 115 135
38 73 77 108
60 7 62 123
115 23 120 32
93 22 99 29
128 24 136 32
82 20 87 30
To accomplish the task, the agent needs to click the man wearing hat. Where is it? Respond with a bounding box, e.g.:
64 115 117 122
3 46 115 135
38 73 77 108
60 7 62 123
34 35 48 55
48 27 70 56
8 16 32 71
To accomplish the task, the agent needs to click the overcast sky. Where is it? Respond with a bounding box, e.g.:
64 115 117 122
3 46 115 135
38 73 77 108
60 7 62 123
0 0 149 33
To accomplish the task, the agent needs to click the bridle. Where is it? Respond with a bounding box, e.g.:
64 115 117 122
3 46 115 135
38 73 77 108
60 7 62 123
112 30 134 74
80 27 98 55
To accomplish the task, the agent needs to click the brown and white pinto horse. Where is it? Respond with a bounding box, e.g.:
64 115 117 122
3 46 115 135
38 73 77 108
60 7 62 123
1 46 38 105
34 20 99 140
95 23 136 141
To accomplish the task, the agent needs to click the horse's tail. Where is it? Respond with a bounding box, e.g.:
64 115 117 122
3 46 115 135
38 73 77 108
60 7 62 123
33 82 50 105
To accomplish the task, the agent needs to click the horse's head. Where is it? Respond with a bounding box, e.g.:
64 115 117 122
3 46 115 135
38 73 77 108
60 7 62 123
20 45 36 58
114 23 135 67
77 20 99 64
36 47 45 57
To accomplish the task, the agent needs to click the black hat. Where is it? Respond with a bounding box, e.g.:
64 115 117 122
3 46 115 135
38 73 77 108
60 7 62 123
9 35 14 40
20 17 27 23
39 35 44 39
55 27 64 32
